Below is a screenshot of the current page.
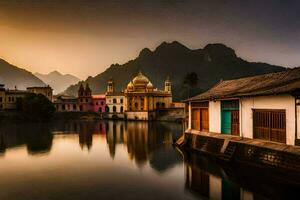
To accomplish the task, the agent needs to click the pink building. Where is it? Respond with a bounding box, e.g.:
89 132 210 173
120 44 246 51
92 94 106 113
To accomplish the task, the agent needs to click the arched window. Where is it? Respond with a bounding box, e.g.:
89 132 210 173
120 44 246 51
113 106 117 112
105 106 110 113
135 102 138 109
156 102 160 109
162 103 165 108
113 98 117 103
120 106 123 113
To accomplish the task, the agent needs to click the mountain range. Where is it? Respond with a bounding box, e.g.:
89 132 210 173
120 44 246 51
0 58 45 89
35 71 80 94
64 41 285 100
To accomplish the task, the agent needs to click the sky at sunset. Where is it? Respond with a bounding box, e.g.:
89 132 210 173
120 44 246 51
0 0 299 79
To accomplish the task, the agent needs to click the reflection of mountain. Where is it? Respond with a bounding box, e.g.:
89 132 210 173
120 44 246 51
105 121 182 170
0 123 53 155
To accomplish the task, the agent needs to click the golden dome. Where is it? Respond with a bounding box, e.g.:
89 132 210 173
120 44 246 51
127 81 134 89
147 81 154 88
132 71 149 85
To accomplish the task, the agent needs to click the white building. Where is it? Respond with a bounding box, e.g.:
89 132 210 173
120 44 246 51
186 67 300 146
105 79 125 119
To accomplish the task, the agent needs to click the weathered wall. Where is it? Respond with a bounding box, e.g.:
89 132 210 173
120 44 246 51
241 95 296 145
297 104 300 139
155 108 184 122
126 111 150 120
209 101 221 133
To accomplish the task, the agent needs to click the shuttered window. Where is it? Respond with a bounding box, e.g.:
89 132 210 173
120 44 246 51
253 109 286 143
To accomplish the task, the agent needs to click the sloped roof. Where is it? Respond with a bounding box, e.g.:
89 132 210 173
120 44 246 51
187 67 300 101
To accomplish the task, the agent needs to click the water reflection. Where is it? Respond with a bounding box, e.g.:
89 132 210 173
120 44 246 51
183 150 300 200
0 120 299 200
0 123 53 155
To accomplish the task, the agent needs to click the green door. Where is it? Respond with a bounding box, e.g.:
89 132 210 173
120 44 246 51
221 111 231 134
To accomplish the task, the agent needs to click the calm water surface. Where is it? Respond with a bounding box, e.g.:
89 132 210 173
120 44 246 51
0 121 298 200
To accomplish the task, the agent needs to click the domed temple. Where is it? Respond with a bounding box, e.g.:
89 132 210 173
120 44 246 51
124 71 172 120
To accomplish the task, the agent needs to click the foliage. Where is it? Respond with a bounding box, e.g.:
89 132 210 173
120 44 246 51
17 93 55 121
182 72 200 98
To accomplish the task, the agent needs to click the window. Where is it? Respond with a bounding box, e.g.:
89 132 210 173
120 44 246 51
113 106 117 112
105 106 110 113
96 102 98 105
0 97 2 102
120 99 123 103
253 109 286 143
62 104 66 110
101 101 104 105
120 106 123 113
113 98 117 103
85 99 88 102
73 105 77 110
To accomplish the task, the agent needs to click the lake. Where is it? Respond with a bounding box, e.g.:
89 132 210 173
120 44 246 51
0 120 298 200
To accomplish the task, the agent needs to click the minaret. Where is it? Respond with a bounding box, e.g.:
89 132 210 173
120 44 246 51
164 76 172 93
107 78 114 93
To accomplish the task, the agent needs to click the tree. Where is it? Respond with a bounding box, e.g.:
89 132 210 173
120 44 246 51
18 93 55 121
183 72 199 98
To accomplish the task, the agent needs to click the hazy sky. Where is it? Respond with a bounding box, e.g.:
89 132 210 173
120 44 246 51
0 0 299 79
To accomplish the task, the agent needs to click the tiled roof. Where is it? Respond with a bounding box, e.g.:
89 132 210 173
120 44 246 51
187 67 300 101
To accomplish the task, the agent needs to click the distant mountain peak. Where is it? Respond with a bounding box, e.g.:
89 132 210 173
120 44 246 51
49 70 62 76
203 43 237 59
139 48 153 58
155 41 190 52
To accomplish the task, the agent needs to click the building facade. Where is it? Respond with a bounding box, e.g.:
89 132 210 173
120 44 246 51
92 94 106 113
186 68 300 146
105 79 125 119
0 84 53 110
27 86 53 101
54 83 102 112
124 71 172 120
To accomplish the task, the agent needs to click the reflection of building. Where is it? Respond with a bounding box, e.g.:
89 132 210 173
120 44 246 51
0 84 53 110
105 78 125 119
185 68 300 145
124 71 172 120
105 121 181 169
184 154 253 200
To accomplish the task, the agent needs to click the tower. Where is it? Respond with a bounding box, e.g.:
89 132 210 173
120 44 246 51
78 83 85 97
85 83 92 97
164 76 172 93
107 78 114 93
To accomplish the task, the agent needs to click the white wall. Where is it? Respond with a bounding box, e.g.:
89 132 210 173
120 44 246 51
209 101 221 133
241 95 296 145
297 104 300 139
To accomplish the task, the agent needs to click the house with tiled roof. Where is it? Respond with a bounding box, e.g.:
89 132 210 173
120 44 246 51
185 67 300 145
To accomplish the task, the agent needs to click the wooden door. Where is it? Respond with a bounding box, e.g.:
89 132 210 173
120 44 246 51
253 110 286 143
231 110 240 135
221 111 231 134
192 109 200 130
200 108 209 132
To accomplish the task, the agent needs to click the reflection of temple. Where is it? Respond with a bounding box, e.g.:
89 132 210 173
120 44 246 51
105 121 182 169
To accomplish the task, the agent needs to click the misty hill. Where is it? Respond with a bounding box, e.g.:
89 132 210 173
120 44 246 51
0 58 45 89
64 41 285 100
35 71 80 94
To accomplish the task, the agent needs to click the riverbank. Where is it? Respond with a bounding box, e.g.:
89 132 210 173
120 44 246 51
0 109 184 122
177 130 300 177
